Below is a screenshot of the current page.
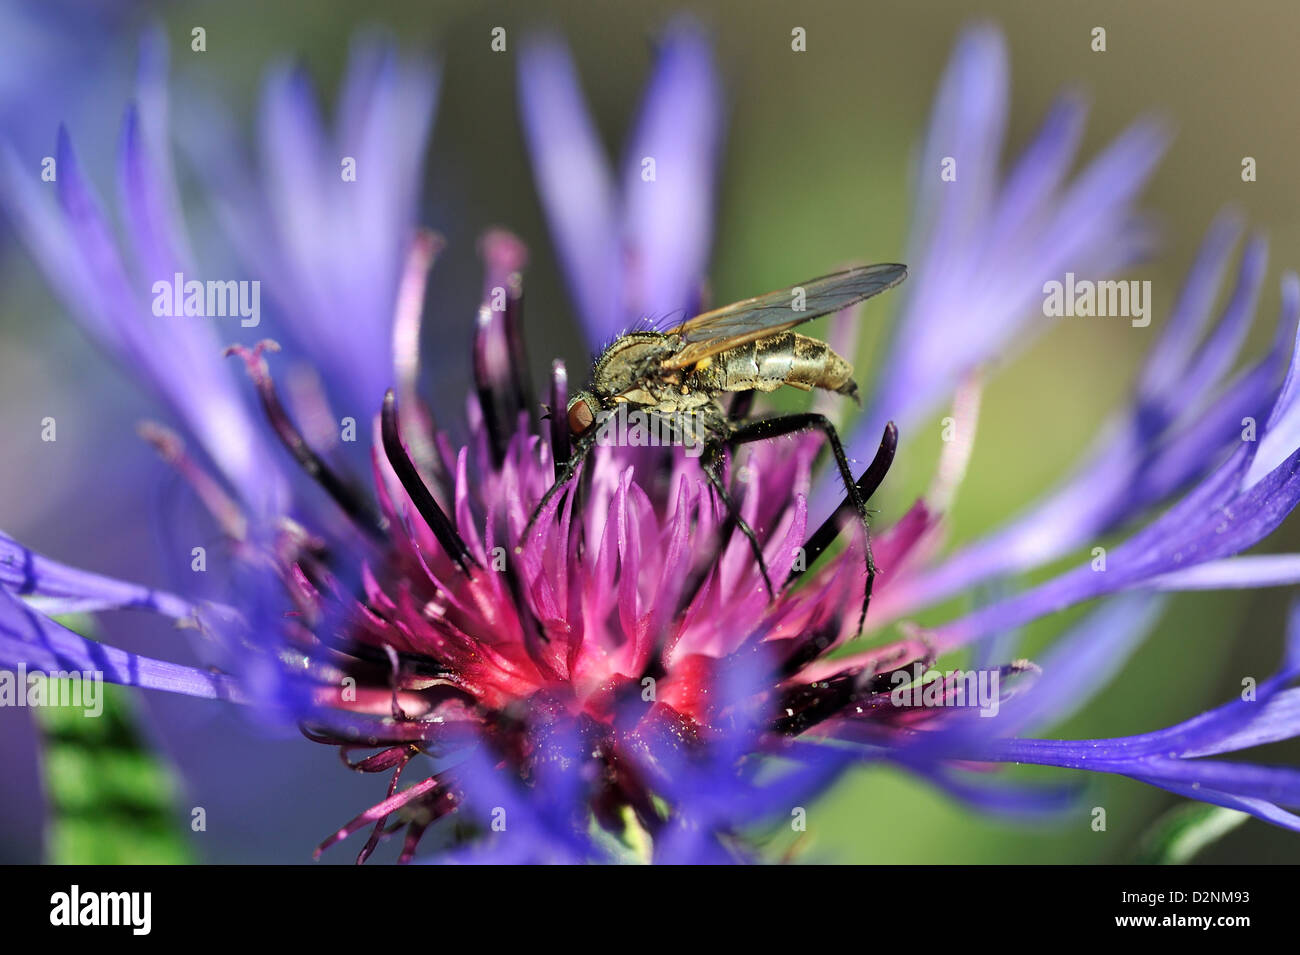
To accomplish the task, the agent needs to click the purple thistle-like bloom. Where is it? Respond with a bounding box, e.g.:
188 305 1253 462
4 20 1300 864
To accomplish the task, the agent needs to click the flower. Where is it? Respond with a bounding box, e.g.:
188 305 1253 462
3 20 1300 865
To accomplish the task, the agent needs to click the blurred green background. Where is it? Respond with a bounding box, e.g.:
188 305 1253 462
2 0 1299 863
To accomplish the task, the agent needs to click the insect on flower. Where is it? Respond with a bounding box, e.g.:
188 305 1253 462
523 263 908 633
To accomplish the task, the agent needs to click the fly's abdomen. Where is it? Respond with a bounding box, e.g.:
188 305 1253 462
706 332 858 397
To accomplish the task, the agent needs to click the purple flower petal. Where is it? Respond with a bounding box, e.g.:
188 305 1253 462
73 127 281 510
518 34 623 344
886 603 1300 831
1 530 197 619
1009 592 1167 735
923 289 1300 651
1158 234 1268 416
0 39 286 514
1245 274 1300 485
185 36 439 421
876 226 1292 623
1139 210 1245 398
857 593 1164 764
906 23 1008 269
620 16 721 325
521 19 720 346
897 760 1082 818
0 586 238 700
824 25 1168 515
1149 554 1300 590
1182 689 1300 758
1129 780 1300 832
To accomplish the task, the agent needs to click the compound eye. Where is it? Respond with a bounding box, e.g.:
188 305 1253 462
567 398 595 436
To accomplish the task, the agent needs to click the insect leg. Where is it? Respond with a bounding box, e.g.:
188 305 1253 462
701 442 776 600
517 427 600 550
727 413 878 635
790 422 897 582
727 390 756 422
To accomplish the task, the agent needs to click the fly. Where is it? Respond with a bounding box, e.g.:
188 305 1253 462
522 263 908 634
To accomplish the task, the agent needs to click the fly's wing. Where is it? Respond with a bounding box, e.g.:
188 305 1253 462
660 263 907 370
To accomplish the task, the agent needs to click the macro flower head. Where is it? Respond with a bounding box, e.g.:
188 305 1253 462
4 16 1300 866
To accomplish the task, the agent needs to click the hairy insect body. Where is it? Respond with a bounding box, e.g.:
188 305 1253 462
589 333 679 397
586 330 859 438
586 332 727 439
689 332 859 401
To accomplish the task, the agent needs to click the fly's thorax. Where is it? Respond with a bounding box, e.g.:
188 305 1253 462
590 332 682 398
